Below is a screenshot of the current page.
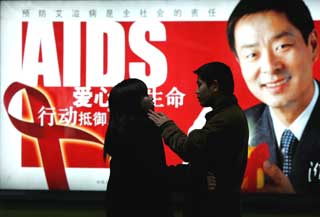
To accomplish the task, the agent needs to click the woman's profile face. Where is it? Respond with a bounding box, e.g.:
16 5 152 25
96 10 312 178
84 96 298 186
141 95 154 112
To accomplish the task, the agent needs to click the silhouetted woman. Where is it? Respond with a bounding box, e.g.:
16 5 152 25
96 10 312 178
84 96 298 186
103 78 171 217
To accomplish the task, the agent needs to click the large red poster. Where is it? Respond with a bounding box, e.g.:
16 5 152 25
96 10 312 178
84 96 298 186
1 0 320 191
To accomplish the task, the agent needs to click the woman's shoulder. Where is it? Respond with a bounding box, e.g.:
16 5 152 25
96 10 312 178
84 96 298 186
124 116 158 134
130 115 156 127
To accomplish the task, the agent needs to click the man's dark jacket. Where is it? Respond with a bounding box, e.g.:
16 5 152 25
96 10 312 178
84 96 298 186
161 95 249 217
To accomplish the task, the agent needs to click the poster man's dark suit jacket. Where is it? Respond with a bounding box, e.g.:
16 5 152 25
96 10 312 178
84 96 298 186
245 82 320 194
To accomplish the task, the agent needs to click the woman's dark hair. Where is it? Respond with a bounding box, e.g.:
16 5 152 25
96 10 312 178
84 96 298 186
103 78 148 159
227 0 314 55
194 61 234 96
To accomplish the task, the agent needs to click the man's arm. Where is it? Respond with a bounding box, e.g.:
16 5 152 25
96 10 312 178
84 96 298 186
148 111 225 162
148 110 219 191
148 110 191 161
148 109 211 162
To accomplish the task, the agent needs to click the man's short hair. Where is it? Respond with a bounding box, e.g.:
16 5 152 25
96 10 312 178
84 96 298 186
227 0 314 55
194 62 234 95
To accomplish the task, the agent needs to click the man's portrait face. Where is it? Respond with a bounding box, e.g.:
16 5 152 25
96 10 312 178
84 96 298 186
234 11 318 110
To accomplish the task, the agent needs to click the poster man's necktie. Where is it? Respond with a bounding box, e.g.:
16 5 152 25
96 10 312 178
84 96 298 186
280 129 298 176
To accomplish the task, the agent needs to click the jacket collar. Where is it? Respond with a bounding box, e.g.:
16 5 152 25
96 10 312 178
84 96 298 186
205 94 238 120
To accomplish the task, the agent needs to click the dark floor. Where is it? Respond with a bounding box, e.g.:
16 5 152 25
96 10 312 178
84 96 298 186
1 208 320 217
1 191 320 217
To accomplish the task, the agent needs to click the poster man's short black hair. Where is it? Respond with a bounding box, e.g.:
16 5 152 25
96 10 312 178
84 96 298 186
227 0 314 55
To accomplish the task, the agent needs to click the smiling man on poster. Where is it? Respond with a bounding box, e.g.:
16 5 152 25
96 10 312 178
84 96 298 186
227 0 320 193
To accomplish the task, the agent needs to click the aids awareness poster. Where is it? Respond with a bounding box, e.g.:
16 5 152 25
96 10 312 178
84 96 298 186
1 0 320 192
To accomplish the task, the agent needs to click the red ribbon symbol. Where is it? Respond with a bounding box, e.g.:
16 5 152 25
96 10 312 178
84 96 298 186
242 143 270 192
3 82 104 190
